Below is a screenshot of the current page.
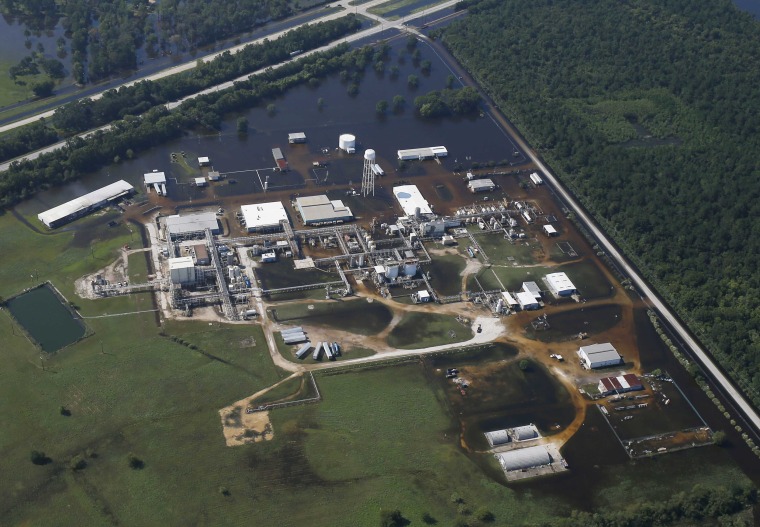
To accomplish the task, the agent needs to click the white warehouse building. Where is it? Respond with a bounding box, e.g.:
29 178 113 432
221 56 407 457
545 272 577 297
241 202 289 232
393 185 433 217
168 256 196 285
495 445 552 472
578 343 623 369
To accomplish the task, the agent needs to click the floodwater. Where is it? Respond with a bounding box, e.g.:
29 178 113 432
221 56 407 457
272 299 393 335
525 304 623 342
6 284 86 352
733 0 760 19
15 34 528 222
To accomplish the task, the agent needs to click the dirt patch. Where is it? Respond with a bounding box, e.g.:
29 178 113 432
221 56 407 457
220 405 274 447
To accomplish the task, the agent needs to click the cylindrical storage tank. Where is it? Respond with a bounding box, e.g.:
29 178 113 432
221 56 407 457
369 242 377 251
414 206 422 219
339 134 356 153
496 299 504 313
364 149 376 161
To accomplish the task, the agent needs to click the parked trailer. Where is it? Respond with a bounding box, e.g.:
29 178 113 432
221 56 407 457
283 333 307 344
331 342 341 356
280 327 304 335
313 343 323 360
295 343 311 359
324 342 334 360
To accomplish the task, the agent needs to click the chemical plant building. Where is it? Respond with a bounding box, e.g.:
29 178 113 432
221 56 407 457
393 185 434 218
169 256 196 285
165 212 220 237
144 171 167 196
295 195 354 226
38 180 134 228
598 373 643 396
468 178 496 193
544 272 577 297
578 342 623 369
240 202 289 232
397 146 448 160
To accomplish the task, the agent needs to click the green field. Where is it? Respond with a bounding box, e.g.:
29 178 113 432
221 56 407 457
127 251 151 283
0 60 41 107
474 233 539 265
387 311 473 349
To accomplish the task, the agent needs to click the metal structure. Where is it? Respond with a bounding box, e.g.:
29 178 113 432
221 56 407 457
361 149 376 197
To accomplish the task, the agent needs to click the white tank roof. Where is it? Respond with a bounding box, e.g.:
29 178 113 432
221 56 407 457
364 149 376 160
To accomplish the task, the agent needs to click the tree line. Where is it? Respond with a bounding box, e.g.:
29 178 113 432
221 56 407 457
0 15 362 164
442 0 760 407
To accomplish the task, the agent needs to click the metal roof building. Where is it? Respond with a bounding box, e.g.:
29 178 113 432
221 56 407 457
485 429 511 447
511 424 540 442
545 272 577 297
288 132 307 143
496 445 552 472
144 171 166 185
295 195 354 225
517 291 540 310
241 202 289 232
468 179 496 193
38 180 134 228
578 343 623 369
598 373 643 395
522 281 542 300
393 185 433 217
543 224 558 236
397 146 448 160
165 212 220 236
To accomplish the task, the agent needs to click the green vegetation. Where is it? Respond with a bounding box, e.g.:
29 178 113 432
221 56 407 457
443 0 760 406
413 86 481 118
127 252 150 283
0 59 48 106
387 312 473 349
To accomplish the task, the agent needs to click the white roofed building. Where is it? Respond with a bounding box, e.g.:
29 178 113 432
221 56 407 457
295 195 354 225
517 291 540 310
545 272 577 297
38 180 134 228
578 343 623 369
241 202 289 232
144 171 166 185
393 185 433 217
496 445 552 472
165 212 220 237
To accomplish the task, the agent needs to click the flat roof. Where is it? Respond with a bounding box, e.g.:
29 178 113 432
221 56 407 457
543 224 557 234
397 146 448 159
198 156 210 163
517 291 538 306
38 180 134 227
165 212 219 235
468 178 495 189
295 195 353 224
241 202 289 230
496 445 552 472
501 291 518 305
168 256 194 269
522 281 542 298
393 185 433 216
144 171 166 185
288 132 306 140
545 272 576 292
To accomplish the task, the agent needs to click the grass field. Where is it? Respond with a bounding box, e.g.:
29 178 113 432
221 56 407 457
387 311 473 349
474 233 539 265
127 251 151 283
0 60 41 107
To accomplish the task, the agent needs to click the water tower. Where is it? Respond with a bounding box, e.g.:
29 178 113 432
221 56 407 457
361 149 376 197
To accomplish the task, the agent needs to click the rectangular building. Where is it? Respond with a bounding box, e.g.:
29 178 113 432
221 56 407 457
38 180 134 228
530 172 543 185
144 171 166 186
194 177 207 187
241 202 289 232
522 281 542 300
393 185 433 217
288 132 306 143
198 156 211 166
578 343 623 369
598 373 643 396
165 212 220 237
295 195 354 225
190 243 210 265
169 256 196 284
545 272 577 297
397 146 448 160
517 291 540 310
468 179 496 193
543 224 558 236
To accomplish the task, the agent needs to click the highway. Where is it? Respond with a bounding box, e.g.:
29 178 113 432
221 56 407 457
0 0 461 172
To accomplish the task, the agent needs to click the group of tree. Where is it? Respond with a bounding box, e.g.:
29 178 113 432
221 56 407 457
412 87 481 118
0 15 362 164
442 0 760 406
0 42 377 208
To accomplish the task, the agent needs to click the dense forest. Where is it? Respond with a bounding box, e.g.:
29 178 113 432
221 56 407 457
442 0 760 405
0 0 323 84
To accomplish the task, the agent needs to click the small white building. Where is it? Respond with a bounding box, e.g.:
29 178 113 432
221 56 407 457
578 343 623 369
288 132 307 144
543 224 558 236
198 156 211 166
517 291 540 310
208 171 221 181
468 178 496 193
144 171 166 187
441 235 456 246
416 290 431 303
545 272 577 297
522 281 542 300
260 252 277 263
168 256 196 285
194 177 207 187
530 172 543 185
501 291 519 307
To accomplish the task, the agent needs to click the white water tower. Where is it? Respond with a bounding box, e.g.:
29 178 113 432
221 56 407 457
362 149 376 197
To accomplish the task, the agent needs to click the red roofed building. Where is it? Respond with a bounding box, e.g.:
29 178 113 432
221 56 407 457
598 373 643 396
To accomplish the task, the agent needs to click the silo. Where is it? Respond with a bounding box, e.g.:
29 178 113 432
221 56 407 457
339 134 356 153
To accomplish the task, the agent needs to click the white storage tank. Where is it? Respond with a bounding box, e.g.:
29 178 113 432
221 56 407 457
339 134 356 154
364 148 376 161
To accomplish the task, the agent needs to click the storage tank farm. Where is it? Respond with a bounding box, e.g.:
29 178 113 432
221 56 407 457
361 148 376 197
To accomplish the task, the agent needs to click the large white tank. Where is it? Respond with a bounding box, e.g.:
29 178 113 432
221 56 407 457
364 148 376 161
339 134 356 153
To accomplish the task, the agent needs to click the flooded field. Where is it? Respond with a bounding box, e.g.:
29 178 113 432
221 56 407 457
271 298 393 336
525 304 623 342
6 284 86 352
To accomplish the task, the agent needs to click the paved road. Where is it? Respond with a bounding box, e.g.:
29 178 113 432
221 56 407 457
0 0 461 173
